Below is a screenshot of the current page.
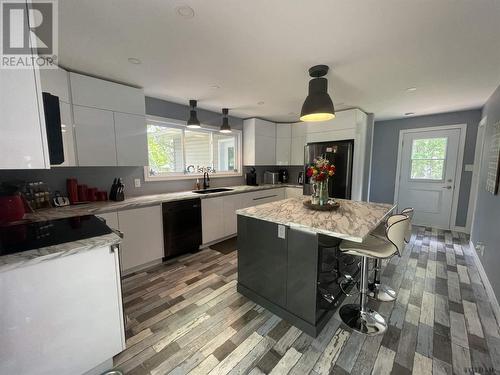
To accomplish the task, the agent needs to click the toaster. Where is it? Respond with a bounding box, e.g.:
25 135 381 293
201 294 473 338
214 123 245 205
263 171 280 185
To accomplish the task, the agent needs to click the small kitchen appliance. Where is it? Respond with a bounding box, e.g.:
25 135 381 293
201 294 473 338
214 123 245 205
278 169 289 183
245 167 258 186
264 171 279 185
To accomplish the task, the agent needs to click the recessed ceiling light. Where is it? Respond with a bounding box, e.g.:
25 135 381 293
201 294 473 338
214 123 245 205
210 84 220 89
257 101 265 105
128 57 141 65
404 112 415 116
176 5 195 18
406 87 417 92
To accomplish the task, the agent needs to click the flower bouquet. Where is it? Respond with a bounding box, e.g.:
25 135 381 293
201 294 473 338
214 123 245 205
306 157 336 205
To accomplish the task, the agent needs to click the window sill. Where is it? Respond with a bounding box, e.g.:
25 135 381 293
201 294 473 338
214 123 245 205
143 168 243 182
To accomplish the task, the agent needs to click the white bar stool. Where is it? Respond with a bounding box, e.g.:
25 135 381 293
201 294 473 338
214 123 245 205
338 214 409 335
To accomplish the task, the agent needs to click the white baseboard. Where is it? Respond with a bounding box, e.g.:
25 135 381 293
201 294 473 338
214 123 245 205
469 240 500 327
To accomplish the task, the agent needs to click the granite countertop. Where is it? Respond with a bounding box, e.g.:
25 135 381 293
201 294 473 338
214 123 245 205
23 184 303 223
0 232 122 272
236 197 395 243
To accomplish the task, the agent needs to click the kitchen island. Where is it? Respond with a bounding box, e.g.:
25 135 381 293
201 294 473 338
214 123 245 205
236 197 395 336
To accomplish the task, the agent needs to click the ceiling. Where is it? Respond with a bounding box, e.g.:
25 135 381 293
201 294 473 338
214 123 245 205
58 0 500 122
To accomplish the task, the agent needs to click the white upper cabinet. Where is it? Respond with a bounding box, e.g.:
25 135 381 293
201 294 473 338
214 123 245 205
69 73 145 115
114 112 148 166
0 4 49 170
275 123 291 166
290 122 307 166
58 101 77 166
73 105 117 166
243 118 276 165
39 66 71 103
39 66 78 167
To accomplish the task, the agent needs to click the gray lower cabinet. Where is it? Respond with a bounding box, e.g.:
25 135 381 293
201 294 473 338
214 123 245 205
237 215 335 337
237 216 288 307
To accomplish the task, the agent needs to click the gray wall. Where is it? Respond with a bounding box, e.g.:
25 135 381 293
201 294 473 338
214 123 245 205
0 97 246 196
370 109 482 227
471 84 500 300
146 97 244 130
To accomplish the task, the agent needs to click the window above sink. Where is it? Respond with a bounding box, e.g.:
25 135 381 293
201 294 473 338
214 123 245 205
144 116 242 181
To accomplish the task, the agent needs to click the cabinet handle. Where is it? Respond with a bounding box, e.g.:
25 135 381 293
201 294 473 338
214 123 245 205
253 195 277 200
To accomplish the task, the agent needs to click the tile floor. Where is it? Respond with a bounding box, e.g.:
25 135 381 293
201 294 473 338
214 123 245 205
114 227 500 375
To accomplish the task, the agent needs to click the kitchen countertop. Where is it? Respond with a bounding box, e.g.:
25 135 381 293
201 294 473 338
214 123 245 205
236 197 395 243
0 232 121 272
23 184 303 223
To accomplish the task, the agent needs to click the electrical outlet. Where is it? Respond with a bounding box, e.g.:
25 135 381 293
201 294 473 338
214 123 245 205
134 178 141 188
277 225 286 239
475 242 485 257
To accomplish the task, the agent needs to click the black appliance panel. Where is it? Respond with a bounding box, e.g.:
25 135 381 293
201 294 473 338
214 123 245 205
304 140 354 199
42 92 64 165
162 199 202 259
0 216 112 256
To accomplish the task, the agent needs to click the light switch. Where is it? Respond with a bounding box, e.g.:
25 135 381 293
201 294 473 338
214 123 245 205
278 225 286 239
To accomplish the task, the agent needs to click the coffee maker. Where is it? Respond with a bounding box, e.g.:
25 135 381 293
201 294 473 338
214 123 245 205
278 169 289 183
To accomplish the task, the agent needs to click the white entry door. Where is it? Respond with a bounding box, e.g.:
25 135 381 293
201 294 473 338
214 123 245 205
396 127 463 229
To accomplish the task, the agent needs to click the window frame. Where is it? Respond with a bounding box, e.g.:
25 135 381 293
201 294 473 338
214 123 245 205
409 136 448 182
144 115 242 182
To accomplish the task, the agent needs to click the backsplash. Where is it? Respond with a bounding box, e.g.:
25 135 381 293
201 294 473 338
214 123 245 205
0 165 304 198
242 166 304 185
0 167 244 198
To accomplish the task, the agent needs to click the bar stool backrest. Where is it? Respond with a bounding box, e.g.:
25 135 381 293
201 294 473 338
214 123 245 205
401 207 414 243
385 214 410 256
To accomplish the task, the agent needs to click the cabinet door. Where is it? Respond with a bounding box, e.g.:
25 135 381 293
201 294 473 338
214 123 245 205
0 64 48 169
114 112 148 166
73 105 117 166
223 194 242 237
0 246 124 374
117 206 164 272
275 137 291 166
39 66 70 103
96 211 119 230
70 72 145 115
51 101 77 167
202 197 224 244
290 136 306 166
255 135 276 165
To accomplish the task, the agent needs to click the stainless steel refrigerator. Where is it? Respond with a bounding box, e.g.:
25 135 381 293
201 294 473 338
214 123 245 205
303 140 354 199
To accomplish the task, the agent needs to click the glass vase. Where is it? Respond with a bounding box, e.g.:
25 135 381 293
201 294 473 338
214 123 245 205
316 179 329 206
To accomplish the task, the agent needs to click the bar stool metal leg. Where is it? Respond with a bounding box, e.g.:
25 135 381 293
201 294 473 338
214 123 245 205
339 256 388 335
368 258 397 302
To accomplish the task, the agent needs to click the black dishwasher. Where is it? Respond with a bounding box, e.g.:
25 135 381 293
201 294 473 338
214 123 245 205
162 198 202 259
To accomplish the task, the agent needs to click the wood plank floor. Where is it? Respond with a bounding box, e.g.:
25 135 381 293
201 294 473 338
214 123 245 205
114 227 500 374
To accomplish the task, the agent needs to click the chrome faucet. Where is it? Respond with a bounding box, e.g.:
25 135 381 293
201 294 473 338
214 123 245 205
203 172 210 190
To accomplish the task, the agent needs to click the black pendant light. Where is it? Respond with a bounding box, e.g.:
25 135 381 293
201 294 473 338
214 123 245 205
220 108 232 133
187 99 201 128
300 65 335 122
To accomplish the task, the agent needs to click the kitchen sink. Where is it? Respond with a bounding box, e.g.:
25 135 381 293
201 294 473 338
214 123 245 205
192 188 234 194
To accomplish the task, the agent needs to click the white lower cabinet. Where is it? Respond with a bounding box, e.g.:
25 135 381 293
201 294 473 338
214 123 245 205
202 197 225 244
98 206 164 273
0 246 124 374
202 188 286 245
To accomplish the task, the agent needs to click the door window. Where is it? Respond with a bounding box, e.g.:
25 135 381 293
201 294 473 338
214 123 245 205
410 137 448 180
